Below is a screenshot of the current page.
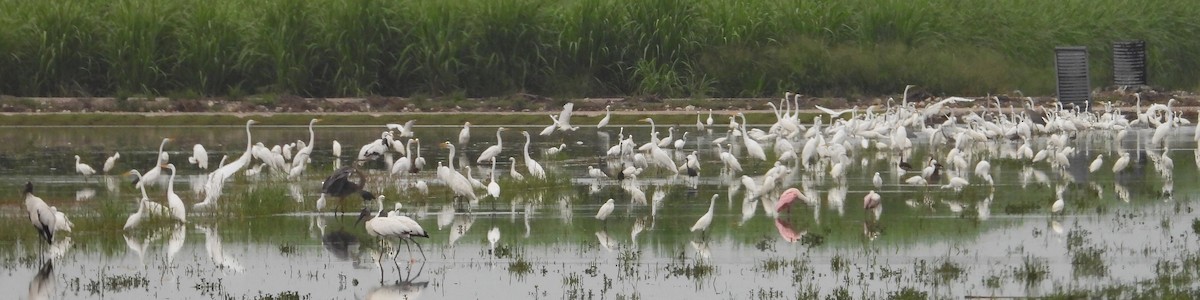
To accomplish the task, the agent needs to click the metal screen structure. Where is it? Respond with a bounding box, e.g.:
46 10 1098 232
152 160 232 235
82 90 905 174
1113 40 1147 86
1055 46 1090 109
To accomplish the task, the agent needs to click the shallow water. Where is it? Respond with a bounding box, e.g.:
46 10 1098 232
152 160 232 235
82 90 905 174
3 123 1200 299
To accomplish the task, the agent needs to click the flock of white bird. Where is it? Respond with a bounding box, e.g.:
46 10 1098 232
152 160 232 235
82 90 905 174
26 89 1195 265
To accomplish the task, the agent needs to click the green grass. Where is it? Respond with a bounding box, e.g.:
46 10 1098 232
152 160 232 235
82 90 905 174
2 0 1199 98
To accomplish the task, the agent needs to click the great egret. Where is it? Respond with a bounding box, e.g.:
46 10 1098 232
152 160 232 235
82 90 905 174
74 155 96 179
459 122 471 146
508 157 524 181
696 112 705 131
487 157 500 199
690 194 718 237
706 109 714 126
476 127 507 163
103 152 120 173
50 206 73 233
738 113 767 161
165 164 186 223
332 140 342 158
1112 152 1131 173
674 132 689 150
319 166 377 213
123 198 147 230
587 166 609 179
716 144 742 173
596 199 615 221
24 182 56 245
138 138 171 189
597 105 611 129
539 115 558 136
386 120 417 138
556 103 577 131
189 144 208 169
872 172 883 189
438 142 478 202
411 138 426 173
1051 198 1065 214
521 131 546 179
975 160 993 185
1089 154 1104 173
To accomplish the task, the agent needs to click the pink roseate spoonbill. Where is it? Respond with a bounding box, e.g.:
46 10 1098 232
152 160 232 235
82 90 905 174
863 190 882 210
774 188 807 213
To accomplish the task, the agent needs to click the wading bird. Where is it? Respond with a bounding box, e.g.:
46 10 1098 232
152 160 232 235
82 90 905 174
190 144 208 169
595 199 615 222
357 200 430 263
103 152 120 173
477 127 506 163
317 166 376 213
24 182 57 246
165 164 187 223
74 155 96 180
137 138 172 189
691 194 718 238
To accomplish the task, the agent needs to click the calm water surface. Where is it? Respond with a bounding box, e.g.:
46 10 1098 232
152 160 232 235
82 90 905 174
2 123 1199 299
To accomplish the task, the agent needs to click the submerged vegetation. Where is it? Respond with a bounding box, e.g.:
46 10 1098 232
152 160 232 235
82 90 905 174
2 0 1200 98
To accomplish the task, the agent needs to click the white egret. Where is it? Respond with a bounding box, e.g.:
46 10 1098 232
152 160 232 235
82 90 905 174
103 152 120 173
872 172 883 189
1051 198 1065 214
596 199 616 221
738 113 767 161
196 119 255 208
438 142 477 202
50 206 73 233
1089 154 1104 173
696 111 706 131
508 157 525 181
521 131 546 179
74 155 96 179
1112 152 1131 173
189 144 209 169
124 197 147 230
673 132 688 150
975 160 993 185
717 144 742 173
487 157 501 199
545 143 566 156
539 115 558 136
597 105 611 129
706 109 714 126
587 166 609 179
476 127 507 163
332 140 342 158
165 164 186 223
386 120 417 138
690 194 718 236
459 122 471 146
137 138 171 189
556 102 577 131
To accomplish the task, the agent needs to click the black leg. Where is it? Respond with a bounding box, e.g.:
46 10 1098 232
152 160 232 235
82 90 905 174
413 240 427 260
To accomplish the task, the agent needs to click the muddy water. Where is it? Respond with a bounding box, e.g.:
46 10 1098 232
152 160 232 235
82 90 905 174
1 124 1198 299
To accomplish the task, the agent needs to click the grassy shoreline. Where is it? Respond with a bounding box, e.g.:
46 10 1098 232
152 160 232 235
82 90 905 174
2 0 1198 98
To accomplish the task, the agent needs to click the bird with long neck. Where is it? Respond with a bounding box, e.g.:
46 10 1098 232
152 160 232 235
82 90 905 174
196 120 257 208
137 138 172 189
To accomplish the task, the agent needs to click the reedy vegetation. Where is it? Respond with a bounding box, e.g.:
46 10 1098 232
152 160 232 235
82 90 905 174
1 0 1198 98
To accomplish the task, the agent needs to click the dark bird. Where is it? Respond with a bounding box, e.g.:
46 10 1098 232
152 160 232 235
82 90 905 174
318 166 376 214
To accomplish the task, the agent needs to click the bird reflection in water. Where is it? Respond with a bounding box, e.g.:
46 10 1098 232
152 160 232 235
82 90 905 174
366 260 429 298
28 259 54 300
773 218 802 243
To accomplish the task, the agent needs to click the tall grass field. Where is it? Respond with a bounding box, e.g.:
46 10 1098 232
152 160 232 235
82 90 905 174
1 0 1197 98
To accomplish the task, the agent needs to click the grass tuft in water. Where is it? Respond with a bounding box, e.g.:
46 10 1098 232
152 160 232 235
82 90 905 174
1013 256 1050 286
